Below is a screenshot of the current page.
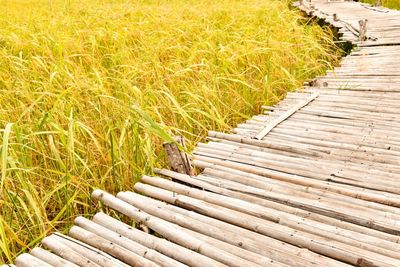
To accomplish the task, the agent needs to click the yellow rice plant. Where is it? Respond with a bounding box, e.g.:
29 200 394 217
0 0 340 262
362 0 400 9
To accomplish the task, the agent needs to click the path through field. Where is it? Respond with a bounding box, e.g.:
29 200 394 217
8 1 400 266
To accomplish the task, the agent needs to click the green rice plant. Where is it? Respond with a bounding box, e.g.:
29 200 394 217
0 0 340 262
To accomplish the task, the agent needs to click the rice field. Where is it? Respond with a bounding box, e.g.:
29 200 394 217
0 0 340 263
362 0 400 9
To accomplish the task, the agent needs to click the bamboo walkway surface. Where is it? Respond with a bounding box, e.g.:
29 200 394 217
7 1 400 267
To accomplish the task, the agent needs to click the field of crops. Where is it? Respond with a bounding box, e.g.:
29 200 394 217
0 0 340 262
362 0 400 9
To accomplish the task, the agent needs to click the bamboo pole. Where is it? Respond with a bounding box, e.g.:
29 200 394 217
156 167 400 244
257 130 398 165
263 105 400 126
269 108 400 127
93 212 286 267
30 247 78 267
54 233 129 267
195 143 400 183
14 253 53 267
200 166 400 216
193 155 400 208
277 113 400 134
269 95 400 114
194 148 400 196
117 191 341 267
138 177 400 258
92 189 240 267
257 119 400 145
265 110 387 133
74 216 185 267
92 212 215 267
231 126 400 153
68 226 160 267
177 225 289 267
197 151 398 214
254 92 319 140
207 131 326 157
209 131 393 165
121 190 398 266
114 192 273 267
143 172 400 252
241 117 400 145
194 144 400 189
204 138 400 175
41 235 102 267
248 126 400 154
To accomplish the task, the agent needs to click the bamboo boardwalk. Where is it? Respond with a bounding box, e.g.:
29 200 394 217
6 1 400 267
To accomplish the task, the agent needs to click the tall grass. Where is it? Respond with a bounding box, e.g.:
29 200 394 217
362 0 400 9
0 0 340 262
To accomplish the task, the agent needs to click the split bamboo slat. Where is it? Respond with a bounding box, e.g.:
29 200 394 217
10 0 400 266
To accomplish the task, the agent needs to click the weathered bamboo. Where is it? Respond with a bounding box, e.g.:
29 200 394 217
30 247 78 267
264 112 374 132
243 135 400 166
199 170 398 228
284 105 400 122
136 179 400 259
274 97 400 114
203 151 400 195
248 127 400 154
254 92 319 140
262 105 400 118
118 191 342 267
205 138 400 175
156 167 400 244
208 131 400 163
14 253 53 267
122 190 398 266
178 226 289 267
251 112 400 137
92 212 216 267
260 116 400 142
262 114 400 127
93 212 286 267
193 155 400 208
270 108 400 126
68 226 160 267
207 131 327 157
278 111 400 131
54 233 129 267
115 192 292 267
74 216 186 267
266 110 400 128
195 143 400 183
195 143 400 188
144 172 400 251
194 148 400 196
199 166 400 216
232 126 400 153
41 235 102 267
92 189 243 267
